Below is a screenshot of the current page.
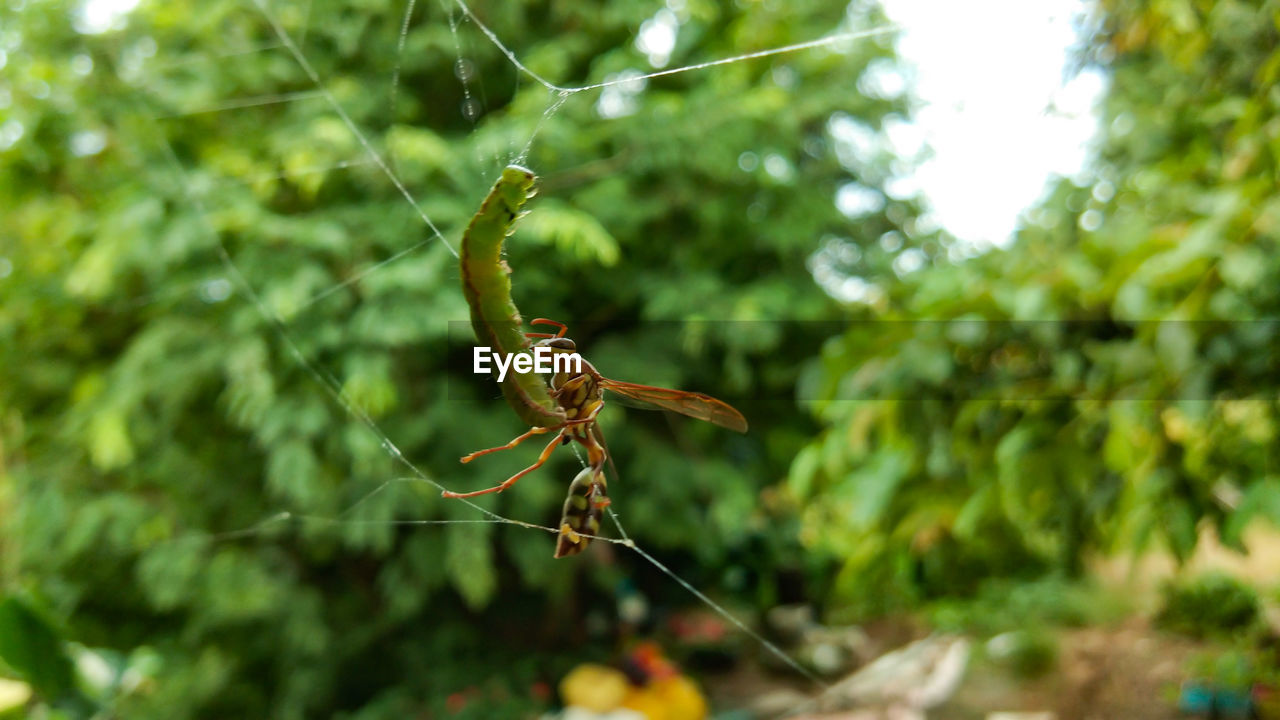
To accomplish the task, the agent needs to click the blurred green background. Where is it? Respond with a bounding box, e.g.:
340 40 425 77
2 0 1279 717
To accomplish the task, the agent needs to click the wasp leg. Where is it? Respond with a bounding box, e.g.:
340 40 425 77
570 408 608 474
443 434 565 499
459 417 596 464
459 425 555 464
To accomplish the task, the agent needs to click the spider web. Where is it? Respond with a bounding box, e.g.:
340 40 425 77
131 0 898 698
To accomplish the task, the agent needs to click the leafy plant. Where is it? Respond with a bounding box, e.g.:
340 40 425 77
0 594 158 718
985 629 1060 679
0 0 913 715
930 577 1127 636
0 596 79 708
793 0 1280 609
1156 574 1260 638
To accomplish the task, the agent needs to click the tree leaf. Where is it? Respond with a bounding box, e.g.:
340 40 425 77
0 596 75 703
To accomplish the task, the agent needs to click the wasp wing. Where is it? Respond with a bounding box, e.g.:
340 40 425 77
590 421 621 484
597 379 748 433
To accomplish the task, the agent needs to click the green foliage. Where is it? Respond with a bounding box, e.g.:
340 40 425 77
985 629 1060 680
1 0 914 716
794 0 1280 609
10 0 1276 712
0 594 158 718
1186 648 1279 691
1156 574 1261 638
930 577 1125 637
0 596 77 705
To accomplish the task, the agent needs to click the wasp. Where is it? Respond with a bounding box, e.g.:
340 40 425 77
445 319 747 557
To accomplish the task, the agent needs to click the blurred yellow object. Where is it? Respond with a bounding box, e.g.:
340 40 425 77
621 673 708 720
559 643 708 720
560 663 631 712
0 678 31 712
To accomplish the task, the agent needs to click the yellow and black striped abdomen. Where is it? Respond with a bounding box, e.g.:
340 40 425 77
554 466 608 558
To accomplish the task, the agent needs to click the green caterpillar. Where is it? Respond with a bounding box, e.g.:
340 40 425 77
459 165 565 428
